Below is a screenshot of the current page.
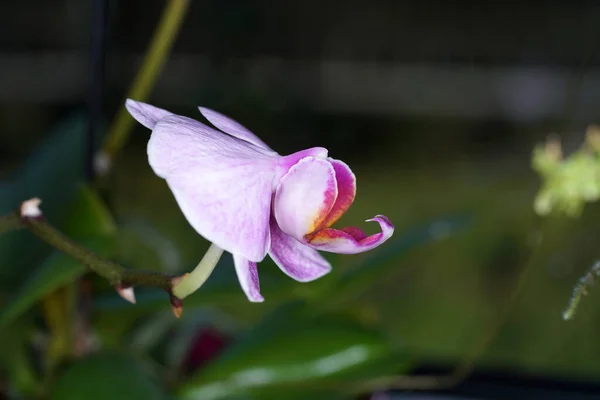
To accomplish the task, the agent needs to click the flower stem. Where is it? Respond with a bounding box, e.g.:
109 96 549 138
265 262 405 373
563 260 600 320
1 199 227 316
100 0 190 167
5 200 175 292
172 243 224 299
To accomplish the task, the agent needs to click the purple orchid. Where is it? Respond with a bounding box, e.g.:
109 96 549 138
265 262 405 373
125 100 394 302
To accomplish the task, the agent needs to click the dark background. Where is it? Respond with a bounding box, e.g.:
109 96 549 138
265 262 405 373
2 1 600 399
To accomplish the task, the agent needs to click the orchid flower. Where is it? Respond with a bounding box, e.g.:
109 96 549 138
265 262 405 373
125 99 394 302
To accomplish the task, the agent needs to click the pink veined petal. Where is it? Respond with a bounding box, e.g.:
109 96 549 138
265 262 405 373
273 157 338 241
233 254 264 302
306 215 394 254
198 107 274 152
268 217 332 282
148 114 277 262
321 158 356 228
126 99 173 129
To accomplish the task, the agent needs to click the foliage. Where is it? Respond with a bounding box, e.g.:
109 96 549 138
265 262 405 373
532 127 600 322
0 114 469 399
532 127 600 217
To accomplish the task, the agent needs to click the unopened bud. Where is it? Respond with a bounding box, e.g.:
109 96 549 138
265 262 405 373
170 293 183 318
20 198 43 219
115 283 136 304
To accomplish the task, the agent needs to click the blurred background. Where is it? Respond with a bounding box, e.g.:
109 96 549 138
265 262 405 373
2 1 600 399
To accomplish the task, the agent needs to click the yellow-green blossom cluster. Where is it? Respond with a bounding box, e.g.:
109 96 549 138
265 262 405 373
533 126 600 217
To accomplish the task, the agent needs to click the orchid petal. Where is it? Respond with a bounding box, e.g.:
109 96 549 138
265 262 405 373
233 254 264 302
199 107 273 151
280 147 329 165
321 159 356 228
148 114 277 261
274 147 329 184
307 215 394 254
268 217 331 282
126 99 173 129
273 157 338 241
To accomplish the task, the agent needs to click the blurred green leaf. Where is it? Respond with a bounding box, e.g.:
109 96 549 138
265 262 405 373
0 185 116 326
178 302 408 400
0 112 88 286
0 236 114 327
0 316 38 396
118 217 182 274
269 392 347 400
62 184 117 238
318 214 471 308
50 352 167 400
233 389 349 400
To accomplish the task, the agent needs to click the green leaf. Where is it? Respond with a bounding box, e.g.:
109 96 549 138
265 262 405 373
230 389 350 400
62 184 116 238
319 214 471 308
0 316 39 396
117 217 182 274
0 112 88 286
50 352 167 400
0 186 116 326
264 391 348 400
178 302 408 400
0 236 114 327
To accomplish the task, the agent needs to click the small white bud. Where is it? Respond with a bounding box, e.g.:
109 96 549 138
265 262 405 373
116 285 136 304
20 198 42 218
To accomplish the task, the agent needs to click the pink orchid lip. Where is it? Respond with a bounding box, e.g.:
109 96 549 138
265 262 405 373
273 155 394 255
306 215 394 254
125 99 394 302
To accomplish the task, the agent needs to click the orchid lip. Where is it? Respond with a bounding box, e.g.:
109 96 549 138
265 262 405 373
303 215 395 254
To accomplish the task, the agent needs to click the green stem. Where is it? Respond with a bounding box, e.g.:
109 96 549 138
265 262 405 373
101 0 190 162
172 243 224 299
563 261 600 320
1 197 228 316
19 215 173 291
25 217 121 283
